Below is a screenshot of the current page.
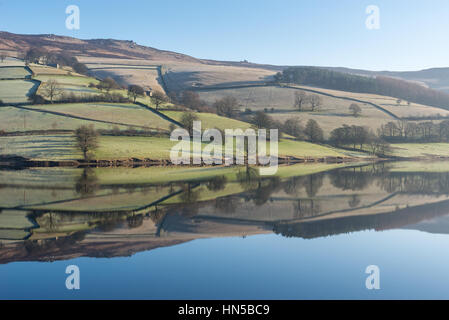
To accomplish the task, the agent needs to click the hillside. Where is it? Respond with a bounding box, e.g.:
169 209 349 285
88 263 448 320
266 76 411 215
324 66 449 94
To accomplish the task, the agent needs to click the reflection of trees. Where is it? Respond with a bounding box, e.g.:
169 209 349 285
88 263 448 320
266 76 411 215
237 167 260 191
215 197 238 214
330 169 369 191
305 173 324 197
378 172 449 195
253 177 281 206
38 212 59 231
207 176 227 191
293 199 321 218
75 168 98 197
180 182 200 204
348 195 361 208
24 231 86 256
283 176 305 196
127 214 144 229
275 196 449 239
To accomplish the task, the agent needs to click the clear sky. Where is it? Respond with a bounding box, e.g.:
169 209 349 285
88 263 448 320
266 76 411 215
0 0 448 71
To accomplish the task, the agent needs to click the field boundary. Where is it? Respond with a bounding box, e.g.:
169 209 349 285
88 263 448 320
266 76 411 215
134 101 183 127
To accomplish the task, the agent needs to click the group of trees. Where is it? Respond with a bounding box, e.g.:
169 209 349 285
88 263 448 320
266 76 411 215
379 119 449 142
22 48 88 75
293 91 322 111
276 66 449 110
329 125 370 149
90 77 121 92
329 124 390 155
213 96 239 118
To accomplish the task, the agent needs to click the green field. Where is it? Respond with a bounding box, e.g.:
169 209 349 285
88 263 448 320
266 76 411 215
0 131 365 162
95 136 176 160
0 66 31 79
34 74 98 86
198 86 394 137
0 106 135 132
26 103 175 130
0 80 40 104
0 134 80 160
387 161 449 172
95 135 360 161
162 111 252 130
389 143 449 158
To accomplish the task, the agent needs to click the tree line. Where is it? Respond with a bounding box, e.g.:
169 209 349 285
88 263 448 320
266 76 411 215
276 66 449 110
22 48 89 75
378 119 449 142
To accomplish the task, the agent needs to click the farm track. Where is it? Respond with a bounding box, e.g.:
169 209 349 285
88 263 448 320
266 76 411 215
191 83 401 120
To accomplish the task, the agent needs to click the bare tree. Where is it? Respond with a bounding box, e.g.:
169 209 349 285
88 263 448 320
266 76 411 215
213 96 239 118
251 111 273 129
75 125 99 160
98 77 119 92
180 112 199 136
294 91 308 111
309 95 322 111
127 85 144 103
304 119 323 142
349 103 362 117
152 90 169 110
42 80 62 103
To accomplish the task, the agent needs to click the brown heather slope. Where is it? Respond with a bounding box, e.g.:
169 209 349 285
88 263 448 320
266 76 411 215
0 31 281 71
0 31 201 62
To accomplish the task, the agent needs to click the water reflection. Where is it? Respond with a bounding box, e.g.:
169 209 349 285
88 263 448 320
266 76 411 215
1 162 449 263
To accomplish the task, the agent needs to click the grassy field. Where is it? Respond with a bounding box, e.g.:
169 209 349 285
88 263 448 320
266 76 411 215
162 111 253 130
0 66 31 79
293 85 449 118
161 62 276 92
87 66 165 93
94 136 360 161
198 84 449 137
34 74 98 86
387 161 449 172
0 57 25 67
0 80 40 104
0 106 135 132
29 64 77 76
95 136 176 160
34 74 101 101
198 85 394 138
0 134 80 160
389 143 449 158
0 130 365 161
26 103 175 130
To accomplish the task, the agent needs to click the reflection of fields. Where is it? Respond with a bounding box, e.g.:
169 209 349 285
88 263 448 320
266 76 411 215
1 162 449 263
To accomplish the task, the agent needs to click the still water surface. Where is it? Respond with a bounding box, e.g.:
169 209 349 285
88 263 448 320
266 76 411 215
1 162 449 299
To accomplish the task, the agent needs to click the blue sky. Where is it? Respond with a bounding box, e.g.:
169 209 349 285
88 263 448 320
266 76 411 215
0 0 447 71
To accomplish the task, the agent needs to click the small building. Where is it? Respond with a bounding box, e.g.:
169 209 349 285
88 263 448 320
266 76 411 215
144 86 153 97
47 63 60 69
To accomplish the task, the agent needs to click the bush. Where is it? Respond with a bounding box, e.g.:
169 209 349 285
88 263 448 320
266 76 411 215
73 63 88 75
28 93 47 104
58 92 128 104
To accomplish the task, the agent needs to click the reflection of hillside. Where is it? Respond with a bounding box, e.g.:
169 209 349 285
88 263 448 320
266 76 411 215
3 164 449 263
273 198 449 239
